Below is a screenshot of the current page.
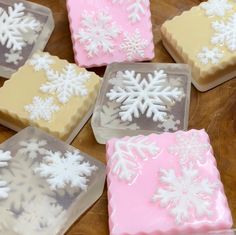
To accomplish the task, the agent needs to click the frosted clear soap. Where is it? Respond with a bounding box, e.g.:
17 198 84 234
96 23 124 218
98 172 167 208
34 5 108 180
0 127 106 235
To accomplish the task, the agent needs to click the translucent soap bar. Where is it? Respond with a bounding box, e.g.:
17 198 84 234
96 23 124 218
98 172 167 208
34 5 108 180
0 0 54 78
106 130 232 235
92 63 191 144
0 127 106 235
161 0 236 91
0 52 102 143
194 229 236 235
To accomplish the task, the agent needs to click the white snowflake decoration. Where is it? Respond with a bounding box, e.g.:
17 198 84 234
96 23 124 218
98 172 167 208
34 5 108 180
111 136 160 182
18 139 48 159
76 11 120 57
14 196 64 235
4 50 23 65
0 150 12 168
152 166 216 224
121 29 148 60
200 0 232 17
24 96 59 121
40 64 90 104
0 3 40 51
197 47 223 65
169 132 210 165
34 150 98 191
112 0 149 23
157 115 180 132
0 180 10 200
29 53 55 71
106 70 183 122
211 13 236 52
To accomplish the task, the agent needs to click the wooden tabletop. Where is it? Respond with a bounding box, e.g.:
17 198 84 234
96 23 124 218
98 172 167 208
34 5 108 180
0 0 235 234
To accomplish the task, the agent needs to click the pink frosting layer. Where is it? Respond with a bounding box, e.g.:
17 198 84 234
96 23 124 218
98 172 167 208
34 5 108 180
106 130 232 235
66 0 154 68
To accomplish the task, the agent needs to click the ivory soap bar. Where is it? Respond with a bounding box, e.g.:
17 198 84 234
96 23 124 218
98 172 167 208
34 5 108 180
0 127 106 235
161 0 236 91
0 52 101 143
0 0 54 78
106 130 232 235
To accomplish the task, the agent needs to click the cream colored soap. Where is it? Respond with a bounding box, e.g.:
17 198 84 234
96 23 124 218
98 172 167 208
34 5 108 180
161 0 236 91
0 52 101 142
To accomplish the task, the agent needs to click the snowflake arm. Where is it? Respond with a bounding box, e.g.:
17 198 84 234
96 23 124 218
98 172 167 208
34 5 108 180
0 180 10 200
40 64 90 104
200 0 232 17
127 0 149 23
24 96 60 121
0 150 12 167
211 13 236 52
0 3 40 50
152 166 216 224
110 136 160 182
76 11 120 57
34 150 97 191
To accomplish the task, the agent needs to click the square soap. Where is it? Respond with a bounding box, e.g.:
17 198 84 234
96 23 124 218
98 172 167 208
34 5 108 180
66 0 154 67
92 63 191 144
0 126 106 235
0 52 102 143
161 0 236 91
0 0 54 78
106 130 232 235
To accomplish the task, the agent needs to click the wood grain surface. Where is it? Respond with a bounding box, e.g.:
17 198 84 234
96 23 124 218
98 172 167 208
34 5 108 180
0 0 235 234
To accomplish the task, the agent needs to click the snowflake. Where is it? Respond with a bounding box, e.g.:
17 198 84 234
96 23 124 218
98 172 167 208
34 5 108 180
14 196 64 235
152 166 217 224
24 96 60 121
18 139 48 159
29 53 55 71
40 64 90 104
76 11 120 57
197 47 223 65
0 3 40 51
112 0 149 23
101 102 140 130
34 150 98 191
211 13 236 52
1 157 51 213
200 0 232 17
121 29 148 60
106 70 183 122
157 115 180 132
110 136 160 182
0 181 10 200
168 132 210 166
0 150 12 168
4 50 23 65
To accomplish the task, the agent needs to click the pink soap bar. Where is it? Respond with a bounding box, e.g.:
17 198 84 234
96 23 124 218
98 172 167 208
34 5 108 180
66 0 154 67
106 130 232 235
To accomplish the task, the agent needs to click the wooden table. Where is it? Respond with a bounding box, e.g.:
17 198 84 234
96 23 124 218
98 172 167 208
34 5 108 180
0 0 235 234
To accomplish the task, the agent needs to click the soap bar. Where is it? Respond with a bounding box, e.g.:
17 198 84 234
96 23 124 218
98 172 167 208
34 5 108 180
92 63 191 144
0 0 54 78
0 127 106 235
66 0 154 67
106 130 232 235
161 0 236 91
0 52 101 143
